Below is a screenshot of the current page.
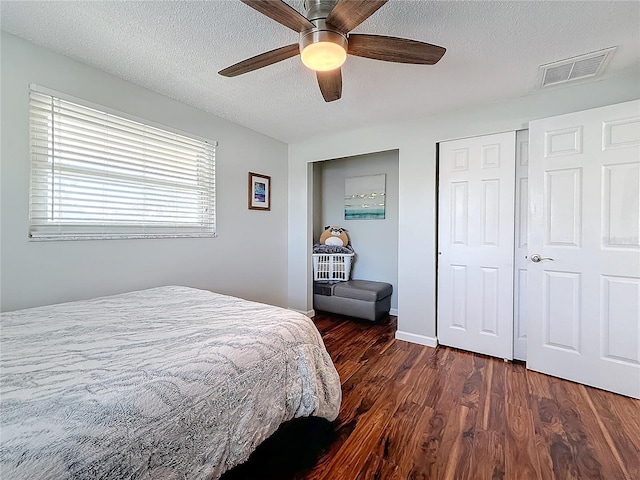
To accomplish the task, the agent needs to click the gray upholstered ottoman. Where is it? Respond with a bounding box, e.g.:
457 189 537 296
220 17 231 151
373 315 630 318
313 280 393 321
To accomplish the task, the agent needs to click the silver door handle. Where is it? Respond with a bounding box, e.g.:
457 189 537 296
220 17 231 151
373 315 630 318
530 254 554 263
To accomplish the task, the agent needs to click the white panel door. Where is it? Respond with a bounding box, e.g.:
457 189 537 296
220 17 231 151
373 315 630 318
528 100 640 399
438 132 516 359
513 130 529 360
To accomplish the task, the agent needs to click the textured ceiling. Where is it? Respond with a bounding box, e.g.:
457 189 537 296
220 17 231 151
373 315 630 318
1 1 639 143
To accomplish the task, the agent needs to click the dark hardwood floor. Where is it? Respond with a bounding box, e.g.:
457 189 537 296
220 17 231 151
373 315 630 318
222 313 640 480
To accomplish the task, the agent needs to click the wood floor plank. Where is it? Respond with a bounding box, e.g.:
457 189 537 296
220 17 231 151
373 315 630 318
434 405 473 479
472 430 506 480
336 371 388 429
414 353 474 478
532 429 556 480
451 403 480 480
334 358 360 384
364 344 411 380
392 400 436 479
505 402 543 480
374 391 426 459
479 358 494 430
389 343 428 384
527 368 554 398
459 353 487 409
357 452 385 479
506 361 530 410
316 382 412 479
584 387 640 479
402 362 438 406
550 379 628 480
529 394 581 479
221 314 640 480
487 357 507 434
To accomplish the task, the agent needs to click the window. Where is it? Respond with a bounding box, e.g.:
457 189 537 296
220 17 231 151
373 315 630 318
29 85 216 240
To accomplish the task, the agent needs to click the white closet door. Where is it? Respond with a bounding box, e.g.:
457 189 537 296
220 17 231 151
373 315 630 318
513 130 529 361
528 100 640 399
438 132 516 359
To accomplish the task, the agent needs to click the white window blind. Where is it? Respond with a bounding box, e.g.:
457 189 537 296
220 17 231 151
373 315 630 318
29 86 216 240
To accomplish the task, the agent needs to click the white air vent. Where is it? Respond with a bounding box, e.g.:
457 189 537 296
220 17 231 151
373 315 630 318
538 47 617 88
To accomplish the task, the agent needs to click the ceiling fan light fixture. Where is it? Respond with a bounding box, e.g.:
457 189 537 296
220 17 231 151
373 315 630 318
299 27 347 72
301 41 346 71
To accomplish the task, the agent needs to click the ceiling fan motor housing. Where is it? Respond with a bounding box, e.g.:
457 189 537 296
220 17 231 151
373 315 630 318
299 20 347 54
300 0 347 56
304 0 337 22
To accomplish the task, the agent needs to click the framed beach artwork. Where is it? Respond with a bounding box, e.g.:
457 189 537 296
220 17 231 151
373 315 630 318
344 174 386 220
248 172 271 211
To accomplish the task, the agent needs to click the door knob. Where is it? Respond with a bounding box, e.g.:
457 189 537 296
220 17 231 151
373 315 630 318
531 254 554 263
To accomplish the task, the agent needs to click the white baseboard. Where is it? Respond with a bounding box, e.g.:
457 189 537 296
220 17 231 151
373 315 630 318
395 330 438 348
291 308 315 318
390 308 398 316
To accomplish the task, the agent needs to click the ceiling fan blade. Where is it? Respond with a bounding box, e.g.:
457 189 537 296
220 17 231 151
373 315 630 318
316 69 342 102
348 34 446 64
325 0 388 33
219 43 300 77
241 0 314 32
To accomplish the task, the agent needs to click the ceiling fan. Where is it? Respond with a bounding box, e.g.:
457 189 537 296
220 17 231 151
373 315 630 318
218 0 446 102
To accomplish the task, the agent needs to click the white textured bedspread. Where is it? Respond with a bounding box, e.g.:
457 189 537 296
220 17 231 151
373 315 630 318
0 286 341 479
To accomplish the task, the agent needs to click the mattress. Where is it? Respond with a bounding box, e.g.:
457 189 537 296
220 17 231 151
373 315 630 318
0 286 341 479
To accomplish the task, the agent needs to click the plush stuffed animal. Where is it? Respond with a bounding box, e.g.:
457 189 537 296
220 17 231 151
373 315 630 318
319 226 350 247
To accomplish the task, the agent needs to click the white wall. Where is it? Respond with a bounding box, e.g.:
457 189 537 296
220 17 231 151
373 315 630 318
315 151 399 310
0 33 289 312
288 69 640 346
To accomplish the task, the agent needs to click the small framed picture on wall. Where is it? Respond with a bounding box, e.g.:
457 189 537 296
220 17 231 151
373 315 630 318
248 172 271 211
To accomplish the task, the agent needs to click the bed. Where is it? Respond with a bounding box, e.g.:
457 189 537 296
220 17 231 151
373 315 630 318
0 286 341 479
